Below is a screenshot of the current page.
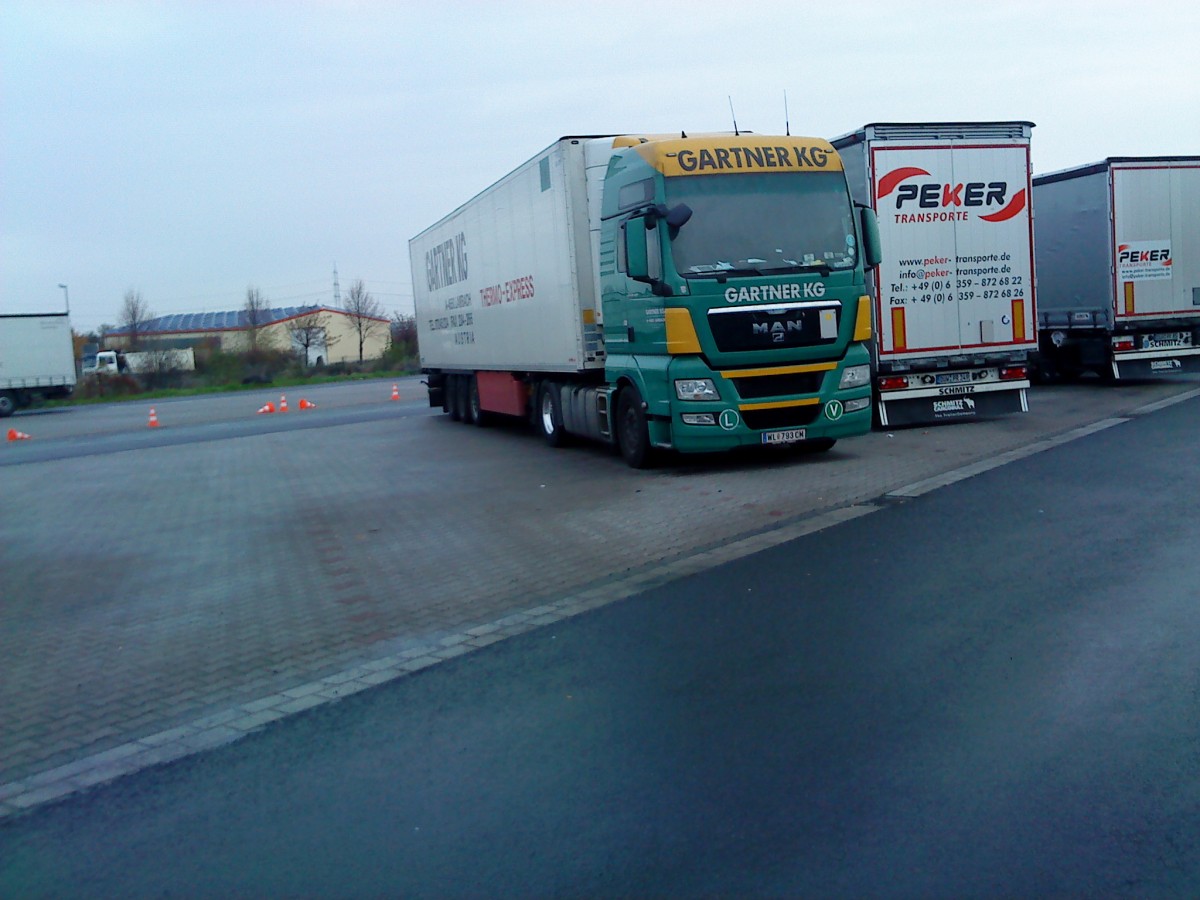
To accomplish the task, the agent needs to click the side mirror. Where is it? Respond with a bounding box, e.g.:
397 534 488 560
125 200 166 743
860 206 883 268
625 217 650 280
666 203 693 230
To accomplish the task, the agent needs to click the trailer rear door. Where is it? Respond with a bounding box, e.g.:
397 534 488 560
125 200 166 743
873 142 1036 359
1111 161 1200 321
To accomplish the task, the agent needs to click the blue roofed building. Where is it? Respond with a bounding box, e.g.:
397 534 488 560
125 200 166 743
104 305 390 365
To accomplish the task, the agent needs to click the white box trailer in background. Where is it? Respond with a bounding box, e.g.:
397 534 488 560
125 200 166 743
0 312 76 417
833 122 1037 426
1032 157 1200 380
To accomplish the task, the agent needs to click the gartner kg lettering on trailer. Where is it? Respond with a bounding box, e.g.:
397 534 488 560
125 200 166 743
426 232 468 292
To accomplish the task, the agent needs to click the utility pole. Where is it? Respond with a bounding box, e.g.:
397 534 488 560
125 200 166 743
332 264 341 307
58 283 70 314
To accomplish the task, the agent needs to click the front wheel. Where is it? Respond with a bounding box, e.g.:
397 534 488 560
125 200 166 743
616 386 655 469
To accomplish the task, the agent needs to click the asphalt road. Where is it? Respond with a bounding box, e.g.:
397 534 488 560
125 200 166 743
2 395 1196 897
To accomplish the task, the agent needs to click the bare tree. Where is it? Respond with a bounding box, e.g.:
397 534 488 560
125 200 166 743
343 280 385 362
286 309 339 367
119 290 153 349
243 286 272 354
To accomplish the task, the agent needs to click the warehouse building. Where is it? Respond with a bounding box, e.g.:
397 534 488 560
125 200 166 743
104 305 390 365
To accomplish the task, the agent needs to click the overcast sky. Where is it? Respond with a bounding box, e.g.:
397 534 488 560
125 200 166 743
3 0 1197 333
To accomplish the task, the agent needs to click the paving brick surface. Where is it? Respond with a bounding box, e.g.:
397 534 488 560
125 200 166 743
1 377 1197 809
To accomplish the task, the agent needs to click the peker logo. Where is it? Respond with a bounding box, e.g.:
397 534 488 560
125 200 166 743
877 167 1026 223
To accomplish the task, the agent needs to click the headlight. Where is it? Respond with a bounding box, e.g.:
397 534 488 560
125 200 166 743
675 378 720 401
838 365 870 390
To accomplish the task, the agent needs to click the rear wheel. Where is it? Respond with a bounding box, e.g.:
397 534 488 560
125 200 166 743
616 385 654 469
0 391 15 418
447 375 463 421
459 375 476 425
468 376 489 426
536 382 567 447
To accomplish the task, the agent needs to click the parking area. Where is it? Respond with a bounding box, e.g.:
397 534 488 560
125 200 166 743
2 375 1198 810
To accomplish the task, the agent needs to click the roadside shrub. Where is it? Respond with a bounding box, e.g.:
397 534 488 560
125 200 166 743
76 374 142 399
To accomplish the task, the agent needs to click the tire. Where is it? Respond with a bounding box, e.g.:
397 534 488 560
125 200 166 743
468 376 489 426
616 385 654 469
459 375 476 425
0 391 15 418
447 375 463 421
536 381 567 447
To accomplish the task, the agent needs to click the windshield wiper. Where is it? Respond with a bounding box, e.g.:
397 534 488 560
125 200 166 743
682 266 764 281
765 262 833 277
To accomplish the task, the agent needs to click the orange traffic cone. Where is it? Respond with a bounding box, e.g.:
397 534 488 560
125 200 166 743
257 402 275 415
147 407 160 428
390 384 400 401
6 427 32 441
279 394 288 413
299 398 316 410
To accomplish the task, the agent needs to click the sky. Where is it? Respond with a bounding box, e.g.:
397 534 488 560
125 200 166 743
3 0 1198 334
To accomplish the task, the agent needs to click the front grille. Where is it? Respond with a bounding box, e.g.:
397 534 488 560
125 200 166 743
729 371 826 399
742 404 822 430
708 303 841 353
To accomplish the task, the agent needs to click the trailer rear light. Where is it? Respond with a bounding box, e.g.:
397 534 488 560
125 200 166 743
878 376 908 391
999 366 1027 381
1112 336 1135 352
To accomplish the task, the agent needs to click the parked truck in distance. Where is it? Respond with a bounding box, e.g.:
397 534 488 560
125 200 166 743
0 312 76 417
1032 157 1200 380
82 347 197 377
832 122 1037 426
412 133 882 467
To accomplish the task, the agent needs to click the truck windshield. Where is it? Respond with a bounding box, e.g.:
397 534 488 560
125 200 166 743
665 171 858 277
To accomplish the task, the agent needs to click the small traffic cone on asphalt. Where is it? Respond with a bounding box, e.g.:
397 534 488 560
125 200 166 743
257 401 275 415
6 427 32 441
147 407 160 428
391 383 400 401
299 398 316 410
279 394 288 413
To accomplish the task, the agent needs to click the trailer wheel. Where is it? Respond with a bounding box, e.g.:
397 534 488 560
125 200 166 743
459 375 477 425
0 391 15 418
468 376 489 426
616 385 654 469
446 375 463 421
537 381 567 447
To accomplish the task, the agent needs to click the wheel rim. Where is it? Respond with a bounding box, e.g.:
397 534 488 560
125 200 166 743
540 391 555 435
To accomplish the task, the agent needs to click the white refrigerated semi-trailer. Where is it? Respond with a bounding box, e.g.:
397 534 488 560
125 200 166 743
1032 157 1200 380
833 122 1037 426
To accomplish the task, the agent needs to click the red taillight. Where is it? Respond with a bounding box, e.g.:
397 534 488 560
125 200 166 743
1112 337 1135 352
878 376 908 391
1000 366 1027 381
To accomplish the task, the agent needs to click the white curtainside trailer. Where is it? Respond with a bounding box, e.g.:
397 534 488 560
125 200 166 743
833 122 1037 426
0 312 76 417
1032 157 1200 380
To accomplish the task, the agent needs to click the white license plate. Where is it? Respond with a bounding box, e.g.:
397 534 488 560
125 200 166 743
762 428 807 445
1144 332 1192 349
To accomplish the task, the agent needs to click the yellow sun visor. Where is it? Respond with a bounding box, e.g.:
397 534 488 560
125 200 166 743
625 134 843 177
